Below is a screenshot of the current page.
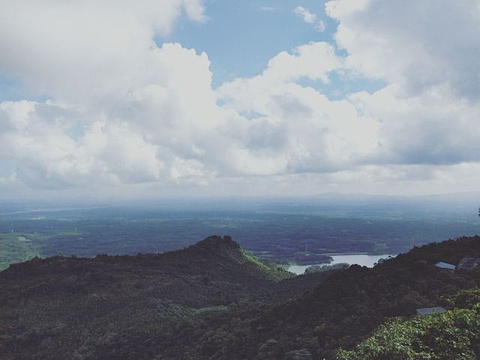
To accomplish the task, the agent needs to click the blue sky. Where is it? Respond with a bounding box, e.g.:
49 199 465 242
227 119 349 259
168 0 336 86
0 75 26 102
0 0 479 198
167 1 385 100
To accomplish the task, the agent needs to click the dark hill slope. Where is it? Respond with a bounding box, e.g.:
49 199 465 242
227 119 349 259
2 236 480 360
160 236 480 359
0 236 294 360
0 235 290 308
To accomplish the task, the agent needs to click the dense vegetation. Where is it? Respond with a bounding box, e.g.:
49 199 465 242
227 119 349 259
0 236 299 359
337 288 480 360
1 234 479 359
0 232 41 270
157 236 480 359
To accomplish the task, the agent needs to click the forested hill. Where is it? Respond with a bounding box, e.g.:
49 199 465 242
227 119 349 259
157 236 480 359
0 236 299 360
0 235 291 309
1 235 479 359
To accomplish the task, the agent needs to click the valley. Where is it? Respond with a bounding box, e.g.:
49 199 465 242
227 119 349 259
1 197 479 271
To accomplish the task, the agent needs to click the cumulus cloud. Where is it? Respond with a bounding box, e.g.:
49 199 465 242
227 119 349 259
0 0 206 103
0 1 213 190
0 0 479 196
0 44 225 189
350 87 480 166
294 6 326 32
218 42 379 174
323 0 480 172
325 0 480 99
218 42 342 109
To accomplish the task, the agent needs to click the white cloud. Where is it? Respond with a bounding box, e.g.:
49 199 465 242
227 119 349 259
0 0 213 190
219 42 342 106
350 86 480 165
0 43 225 189
294 6 326 32
323 0 480 172
325 0 480 99
0 0 479 197
0 0 206 104
218 42 379 175
294 6 317 24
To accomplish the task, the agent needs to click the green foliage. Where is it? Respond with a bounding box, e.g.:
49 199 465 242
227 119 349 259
337 291 480 360
241 248 291 281
305 263 349 274
1 235 480 359
0 233 41 271
441 288 480 310
338 309 480 360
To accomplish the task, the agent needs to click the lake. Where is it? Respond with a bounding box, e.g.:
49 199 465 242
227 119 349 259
287 254 395 275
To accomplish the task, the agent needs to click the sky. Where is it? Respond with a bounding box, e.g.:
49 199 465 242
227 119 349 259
0 0 479 199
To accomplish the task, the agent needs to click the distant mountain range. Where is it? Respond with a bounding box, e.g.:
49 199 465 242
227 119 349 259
1 235 479 359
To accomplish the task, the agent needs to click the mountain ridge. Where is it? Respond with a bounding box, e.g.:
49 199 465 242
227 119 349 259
1 235 480 359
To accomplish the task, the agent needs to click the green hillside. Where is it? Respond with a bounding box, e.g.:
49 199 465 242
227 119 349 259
337 288 480 360
1 235 479 359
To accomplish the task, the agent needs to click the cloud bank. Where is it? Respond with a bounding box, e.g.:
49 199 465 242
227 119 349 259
0 0 479 197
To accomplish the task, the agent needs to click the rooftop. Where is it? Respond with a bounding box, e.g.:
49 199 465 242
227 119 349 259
434 262 456 270
416 307 447 316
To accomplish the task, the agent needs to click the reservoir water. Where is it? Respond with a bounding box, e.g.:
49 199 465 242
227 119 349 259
287 254 394 275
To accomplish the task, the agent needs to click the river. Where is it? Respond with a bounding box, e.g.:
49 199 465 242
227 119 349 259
287 254 395 275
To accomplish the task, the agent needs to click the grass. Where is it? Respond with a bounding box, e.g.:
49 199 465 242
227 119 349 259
0 232 42 271
241 249 293 281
